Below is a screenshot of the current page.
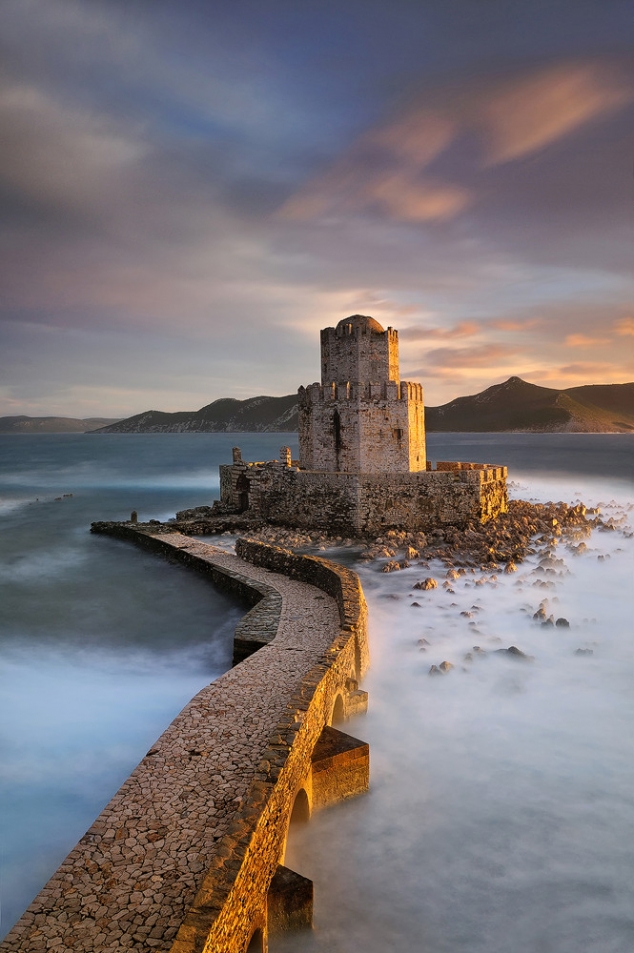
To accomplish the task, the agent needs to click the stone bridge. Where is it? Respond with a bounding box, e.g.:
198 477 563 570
1 528 370 953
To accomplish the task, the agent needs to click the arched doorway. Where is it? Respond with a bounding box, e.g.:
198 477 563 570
235 473 250 513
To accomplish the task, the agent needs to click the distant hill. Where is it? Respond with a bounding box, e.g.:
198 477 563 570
93 395 299 433
425 378 634 432
0 416 122 434
90 378 634 434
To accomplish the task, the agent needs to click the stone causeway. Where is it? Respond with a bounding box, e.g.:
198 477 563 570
1 528 370 953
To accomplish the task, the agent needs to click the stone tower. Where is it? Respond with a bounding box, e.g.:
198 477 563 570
298 314 426 473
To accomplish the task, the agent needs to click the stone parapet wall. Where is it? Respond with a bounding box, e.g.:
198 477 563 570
220 462 508 536
1 530 369 953
236 538 370 677
300 380 422 402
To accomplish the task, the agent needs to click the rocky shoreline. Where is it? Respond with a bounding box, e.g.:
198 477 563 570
166 498 628 575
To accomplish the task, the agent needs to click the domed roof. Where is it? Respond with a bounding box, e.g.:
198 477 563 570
336 314 385 334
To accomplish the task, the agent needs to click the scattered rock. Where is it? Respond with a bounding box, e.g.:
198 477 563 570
439 660 453 672
555 617 570 628
414 578 438 590
382 560 401 573
574 648 594 656
494 645 533 660
410 601 421 607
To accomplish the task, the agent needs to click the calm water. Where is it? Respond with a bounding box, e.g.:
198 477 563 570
1 432 632 947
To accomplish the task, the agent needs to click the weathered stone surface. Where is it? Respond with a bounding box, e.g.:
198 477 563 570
267 866 313 934
310 726 370 811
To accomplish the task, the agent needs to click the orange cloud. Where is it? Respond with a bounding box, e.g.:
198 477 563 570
492 318 544 331
614 317 634 336
400 322 480 341
482 63 632 164
565 333 611 347
279 60 632 225
279 110 469 223
420 343 517 369
557 362 626 378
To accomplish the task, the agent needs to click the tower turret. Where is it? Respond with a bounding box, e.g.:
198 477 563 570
299 315 426 473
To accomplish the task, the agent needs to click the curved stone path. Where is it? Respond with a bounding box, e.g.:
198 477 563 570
1 535 341 953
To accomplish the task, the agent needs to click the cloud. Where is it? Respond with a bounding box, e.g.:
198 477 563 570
557 361 630 378
279 59 632 227
492 318 544 332
414 343 518 370
279 109 470 223
614 317 634 336
0 82 147 213
400 322 481 342
565 333 611 347
481 63 632 164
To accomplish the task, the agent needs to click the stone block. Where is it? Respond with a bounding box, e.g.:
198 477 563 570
310 725 369 810
267 865 313 934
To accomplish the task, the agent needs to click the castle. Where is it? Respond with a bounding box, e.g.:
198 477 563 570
220 315 507 535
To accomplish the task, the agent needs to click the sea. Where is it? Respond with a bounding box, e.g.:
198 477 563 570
0 432 632 949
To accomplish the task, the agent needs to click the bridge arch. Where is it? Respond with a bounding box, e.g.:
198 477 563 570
247 927 264 952
331 693 345 725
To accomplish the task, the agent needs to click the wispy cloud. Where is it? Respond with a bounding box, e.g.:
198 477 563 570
481 63 632 165
279 110 470 223
400 322 481 342
565 333 611 347
279 59 632 227
614 317 634 336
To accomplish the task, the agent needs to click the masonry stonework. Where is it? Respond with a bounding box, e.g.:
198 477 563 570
1 529 370 953
219 314 508 535
299 315 425 473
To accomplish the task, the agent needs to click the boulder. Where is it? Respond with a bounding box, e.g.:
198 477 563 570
414 578 438 590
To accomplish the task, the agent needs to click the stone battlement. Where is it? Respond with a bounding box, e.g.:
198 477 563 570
300 380 423 402
220 456 508 535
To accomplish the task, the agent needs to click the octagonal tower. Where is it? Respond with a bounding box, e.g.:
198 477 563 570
298 314 426 473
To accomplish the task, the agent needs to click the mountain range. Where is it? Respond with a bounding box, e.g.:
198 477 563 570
91 377 634 434
3 378 632 435
0 416 121 434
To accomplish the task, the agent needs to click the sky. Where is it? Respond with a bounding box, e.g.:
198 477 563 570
1 0 633 418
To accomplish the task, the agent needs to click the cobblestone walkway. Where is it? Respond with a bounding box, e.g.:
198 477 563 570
2 536 340 953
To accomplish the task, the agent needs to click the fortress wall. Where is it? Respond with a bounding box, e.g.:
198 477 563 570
221 463 508 536
2 530 369 953
355 468 508 534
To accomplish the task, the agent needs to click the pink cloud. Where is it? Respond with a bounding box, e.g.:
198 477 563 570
481 63 632 164
400 321 481 341
565 333 611 347
614 317 634 336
